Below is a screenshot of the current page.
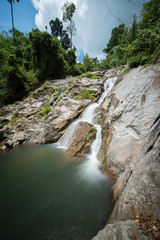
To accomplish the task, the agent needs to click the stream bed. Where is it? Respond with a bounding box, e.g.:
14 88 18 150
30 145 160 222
0 144 114 240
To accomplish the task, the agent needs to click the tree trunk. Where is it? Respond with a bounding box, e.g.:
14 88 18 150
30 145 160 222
11 1 15 44
70 20 72 48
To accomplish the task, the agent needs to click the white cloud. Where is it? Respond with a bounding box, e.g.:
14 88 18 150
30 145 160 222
78 2 88 20
31 0 143 60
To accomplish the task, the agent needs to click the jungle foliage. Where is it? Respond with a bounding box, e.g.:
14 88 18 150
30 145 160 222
102 0 160 69
0 0 159 106
0 1 79 106
0 28 79 105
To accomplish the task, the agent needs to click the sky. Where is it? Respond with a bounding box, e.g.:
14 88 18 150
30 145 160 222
0 0 147 61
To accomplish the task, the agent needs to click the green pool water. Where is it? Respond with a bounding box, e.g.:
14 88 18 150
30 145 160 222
0 144 114 240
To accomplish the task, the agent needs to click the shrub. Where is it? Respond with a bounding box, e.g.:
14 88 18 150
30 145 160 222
36 104 51 118
75 90 97 99
80 72 93 79
123 67 131 74
91 75 102 80
10 114 24 125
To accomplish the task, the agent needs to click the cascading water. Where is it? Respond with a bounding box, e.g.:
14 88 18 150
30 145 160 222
0 77 117 240
58 76 117 181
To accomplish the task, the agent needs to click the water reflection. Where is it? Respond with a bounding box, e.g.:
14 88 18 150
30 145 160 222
0 144 114 240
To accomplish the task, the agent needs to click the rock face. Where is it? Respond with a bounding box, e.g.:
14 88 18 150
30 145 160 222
65 121 96 157
110 119 160 222
93 64 160 239
92 220 152 240
0 76 103 151
98 64 160 177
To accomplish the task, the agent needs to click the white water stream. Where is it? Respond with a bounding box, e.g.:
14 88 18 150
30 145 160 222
57 77 117 181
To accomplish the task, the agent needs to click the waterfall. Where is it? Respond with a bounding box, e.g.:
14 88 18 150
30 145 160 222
57 77 117 181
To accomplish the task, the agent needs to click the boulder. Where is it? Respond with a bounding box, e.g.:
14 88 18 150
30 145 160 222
59 121 96 157
92 220 151 240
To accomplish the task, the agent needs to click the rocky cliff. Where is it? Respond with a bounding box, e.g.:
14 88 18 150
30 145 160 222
0 75 103 151
93 64 160 239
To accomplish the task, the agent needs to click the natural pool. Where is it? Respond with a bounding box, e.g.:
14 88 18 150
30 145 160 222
0 144 114 240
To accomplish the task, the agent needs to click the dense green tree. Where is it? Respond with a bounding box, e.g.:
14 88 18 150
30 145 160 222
103 0 160 69
0 27 76 105
49 18 63 37
83 53 93 71
73 62 85 75
60 30 71 50
141 0 160 28
0 29 37 104
64 48 77 74
29 29 67 79
6 54 27 102
131 15 138 41
62 2 76 48
103 24 125 54
49 18 71 50
92 57 99 70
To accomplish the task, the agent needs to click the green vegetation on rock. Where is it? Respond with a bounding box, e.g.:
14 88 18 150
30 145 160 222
75 90 97 99
91 75 102 80
79 72 102 80
36 104 51 118
80 72 93 79
123 67 131 74
45 113 53 121
10 114 24 125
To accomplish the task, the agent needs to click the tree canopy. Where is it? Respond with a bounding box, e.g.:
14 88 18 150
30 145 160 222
62 1 76 48
49 18 63 38
62 2 76 22
0 28 78 106
102 0 160 69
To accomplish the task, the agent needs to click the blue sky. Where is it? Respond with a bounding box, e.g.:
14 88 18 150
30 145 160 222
0 0 147 61
0 0 37 33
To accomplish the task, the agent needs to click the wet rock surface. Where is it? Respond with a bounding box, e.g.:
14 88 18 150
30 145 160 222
66 121 96 157
0 76 103 151
98 64 160 177
93 64 160 239
92 220 152 240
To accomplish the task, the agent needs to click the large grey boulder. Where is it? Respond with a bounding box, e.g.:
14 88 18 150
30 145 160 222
58 121 96 157
92 220 152 240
